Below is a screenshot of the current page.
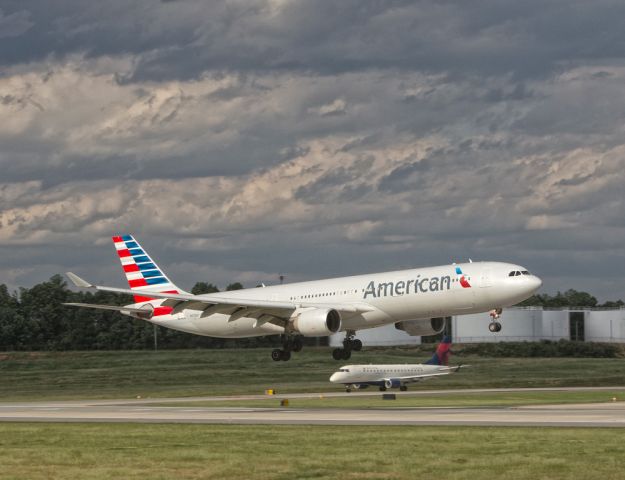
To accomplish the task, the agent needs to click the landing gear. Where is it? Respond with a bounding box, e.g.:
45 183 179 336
399 385 408 392
332 331 362 360
488 308 503 333
488 322 502 333
379 386 387 392
271 336 303 361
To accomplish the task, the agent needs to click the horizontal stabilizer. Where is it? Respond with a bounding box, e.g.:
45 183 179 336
66 272 94 289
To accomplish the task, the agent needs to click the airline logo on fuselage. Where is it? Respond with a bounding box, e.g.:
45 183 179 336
363 274 452 299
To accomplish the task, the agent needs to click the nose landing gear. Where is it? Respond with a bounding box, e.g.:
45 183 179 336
488 308 503 332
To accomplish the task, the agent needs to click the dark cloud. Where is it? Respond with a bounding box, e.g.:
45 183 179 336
0 0 624 302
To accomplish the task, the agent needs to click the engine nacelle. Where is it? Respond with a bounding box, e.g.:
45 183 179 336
384 378 402 389
292 308 342 337
394 317 446 337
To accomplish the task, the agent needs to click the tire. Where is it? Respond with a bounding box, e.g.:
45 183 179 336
292 337 303 352
281 350 291 361
400 386 408 392
495 322 502 332
353 339 363 352
379 386 387 392
342 349 351 360
271 349 283 361
332 348 344 360
488 323 497 333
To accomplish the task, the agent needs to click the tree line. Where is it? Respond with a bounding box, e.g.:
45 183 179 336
0 275 622 351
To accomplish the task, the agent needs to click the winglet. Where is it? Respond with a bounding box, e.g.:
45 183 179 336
66 272 94 289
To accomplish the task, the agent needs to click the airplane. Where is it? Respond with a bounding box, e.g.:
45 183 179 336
329 336 462 392
64 235 542 361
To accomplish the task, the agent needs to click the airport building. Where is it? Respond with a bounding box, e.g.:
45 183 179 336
329 307 625 346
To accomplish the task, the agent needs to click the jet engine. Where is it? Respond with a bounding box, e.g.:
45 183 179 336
384 378 402 389
292 308 342 337
394 317 446 337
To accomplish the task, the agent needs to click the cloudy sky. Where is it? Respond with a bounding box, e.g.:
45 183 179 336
1 0 624 301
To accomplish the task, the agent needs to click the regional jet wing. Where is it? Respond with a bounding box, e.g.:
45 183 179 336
388 366 465 384
65 272 375 318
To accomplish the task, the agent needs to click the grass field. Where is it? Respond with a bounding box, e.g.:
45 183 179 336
2 348 625 401
1 423 625 480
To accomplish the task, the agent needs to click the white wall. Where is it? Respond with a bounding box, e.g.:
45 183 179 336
329 308 625 346
586 310 625 343
329 323 421 347
541 310 569 341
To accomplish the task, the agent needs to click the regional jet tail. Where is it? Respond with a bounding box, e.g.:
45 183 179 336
64 234 541 362
329 336 466 392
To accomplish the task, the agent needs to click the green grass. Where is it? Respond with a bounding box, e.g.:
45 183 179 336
1 423 625 479
155 390 625 409
2 348 625 401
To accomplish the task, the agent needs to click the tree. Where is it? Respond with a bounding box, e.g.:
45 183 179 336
226 282 244 291
191 282 219 295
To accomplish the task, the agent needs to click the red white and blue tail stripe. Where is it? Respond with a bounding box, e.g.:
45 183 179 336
425 336 452 366
112 234 181 303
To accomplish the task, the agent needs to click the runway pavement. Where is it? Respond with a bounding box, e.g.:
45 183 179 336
1 387 625 427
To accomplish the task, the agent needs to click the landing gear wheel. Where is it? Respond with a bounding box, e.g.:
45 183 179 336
341 349 351 360
379 386 387 392
345 387 352 393
292 337 303 353
271 349 283 361
488 322 502 333
400 386 408 392
352 339 363 352
281 350 291 361
332 348 344 360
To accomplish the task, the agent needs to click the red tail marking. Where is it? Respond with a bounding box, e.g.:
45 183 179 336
112 236 123 243
129 278 148 288
123 264 140 273
117 249 131 258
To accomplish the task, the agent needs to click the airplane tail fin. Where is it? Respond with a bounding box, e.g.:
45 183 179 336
112 235 184 303
425 335 452 366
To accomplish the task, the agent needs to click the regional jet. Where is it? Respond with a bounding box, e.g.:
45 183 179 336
64 235 541 361
329 336 463 392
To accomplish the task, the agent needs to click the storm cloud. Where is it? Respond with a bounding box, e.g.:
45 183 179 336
1 0 624 301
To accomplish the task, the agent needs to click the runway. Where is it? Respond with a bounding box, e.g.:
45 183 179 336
1 387 625 427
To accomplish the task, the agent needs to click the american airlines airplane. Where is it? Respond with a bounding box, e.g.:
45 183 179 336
65 235 541 361
330 336 462 392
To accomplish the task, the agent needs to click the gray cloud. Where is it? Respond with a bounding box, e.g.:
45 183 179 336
0 1 624 302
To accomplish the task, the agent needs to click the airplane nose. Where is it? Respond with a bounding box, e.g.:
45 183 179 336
329 373 339 382
531 275 542 291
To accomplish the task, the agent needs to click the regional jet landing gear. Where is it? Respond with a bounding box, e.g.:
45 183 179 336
271 335 303 362
488 308 503 333
332 331 363 361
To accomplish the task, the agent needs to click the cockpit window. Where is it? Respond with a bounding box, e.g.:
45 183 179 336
509 270 528 276
339 368 350 373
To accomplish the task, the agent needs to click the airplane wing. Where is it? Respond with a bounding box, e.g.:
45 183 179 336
63 302 154 318
387 366 465 384
65 272 375 320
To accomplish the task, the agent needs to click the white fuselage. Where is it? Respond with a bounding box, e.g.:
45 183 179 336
330 364 446 386
134 261 541 338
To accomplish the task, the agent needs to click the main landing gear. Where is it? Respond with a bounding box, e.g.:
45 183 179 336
332 331 362 361
488 308 503 333
271 335 303 362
